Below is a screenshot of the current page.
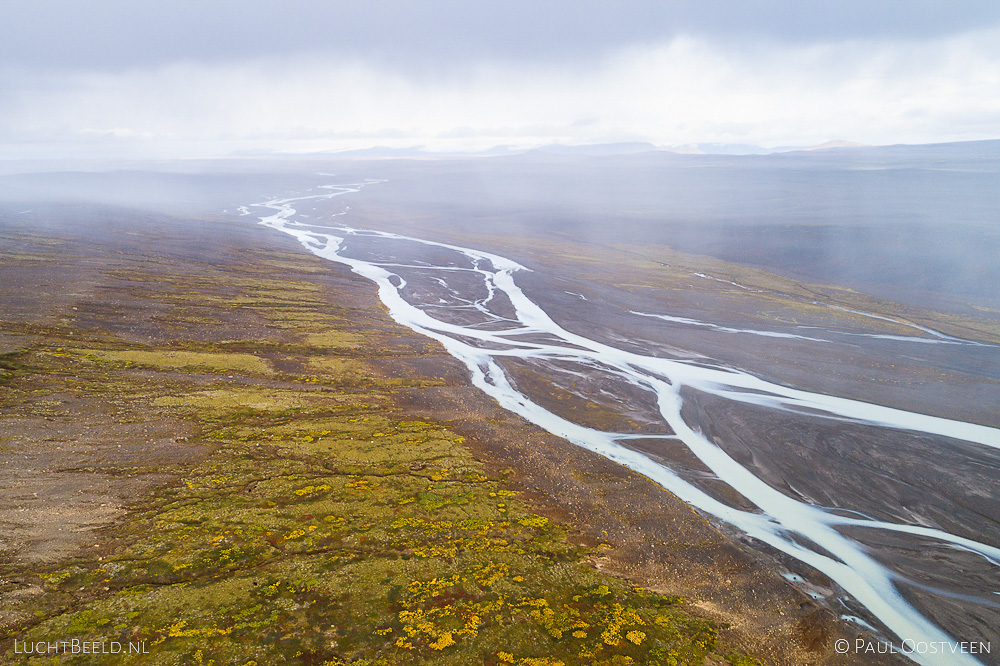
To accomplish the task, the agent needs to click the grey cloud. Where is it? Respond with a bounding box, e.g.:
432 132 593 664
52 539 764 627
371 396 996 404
3 0 1000 75
2 2 999 158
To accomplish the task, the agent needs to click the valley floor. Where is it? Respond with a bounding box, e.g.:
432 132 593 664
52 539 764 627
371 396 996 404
0 206 893 665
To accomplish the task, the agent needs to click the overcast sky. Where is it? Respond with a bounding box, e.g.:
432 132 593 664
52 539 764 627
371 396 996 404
2 1 999 158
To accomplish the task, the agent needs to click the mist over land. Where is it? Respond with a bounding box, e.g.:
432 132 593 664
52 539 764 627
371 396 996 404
6 139 999 312
335 141 1000 313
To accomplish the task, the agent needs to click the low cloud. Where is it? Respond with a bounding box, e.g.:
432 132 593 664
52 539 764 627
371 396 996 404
2 28 999 157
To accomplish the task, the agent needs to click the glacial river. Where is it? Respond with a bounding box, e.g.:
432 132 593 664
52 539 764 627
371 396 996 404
252 182 1000 665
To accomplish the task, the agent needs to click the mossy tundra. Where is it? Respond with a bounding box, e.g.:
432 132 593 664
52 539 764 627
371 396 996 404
0 226 760 666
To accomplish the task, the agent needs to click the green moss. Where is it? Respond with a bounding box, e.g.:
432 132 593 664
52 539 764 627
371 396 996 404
151 387 378 421
0 351 27 386
725 652 765 666
0 242 752 666
12 398 722 665
303 331 364 349
79 348 273 375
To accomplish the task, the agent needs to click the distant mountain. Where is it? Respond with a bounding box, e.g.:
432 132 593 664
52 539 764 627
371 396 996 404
801 140 870 151
531 142 659 156
317 146 432 158
310 142 664 158
774 138 1000 168
666 143 795 155
234 137 1000 162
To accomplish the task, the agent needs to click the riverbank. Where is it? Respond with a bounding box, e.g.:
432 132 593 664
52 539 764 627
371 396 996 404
0 203 893 664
